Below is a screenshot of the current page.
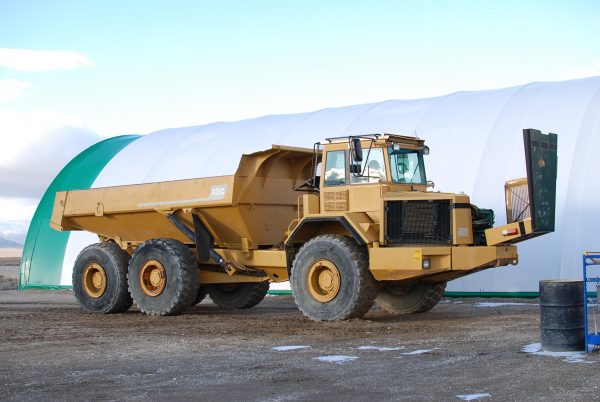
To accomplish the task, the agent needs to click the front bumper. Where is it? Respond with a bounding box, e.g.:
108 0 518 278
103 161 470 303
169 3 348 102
368 245 518 281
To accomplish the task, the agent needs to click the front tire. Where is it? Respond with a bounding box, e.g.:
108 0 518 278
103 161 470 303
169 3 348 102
72 242 133 314
128 238 198 316
206 282 269 309
290 235 378 321
376 282 446 314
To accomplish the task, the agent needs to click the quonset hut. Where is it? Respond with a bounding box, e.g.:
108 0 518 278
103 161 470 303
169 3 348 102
20 76 600 296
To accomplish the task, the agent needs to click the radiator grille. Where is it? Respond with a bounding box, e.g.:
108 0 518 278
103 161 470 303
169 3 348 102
384 200 453 245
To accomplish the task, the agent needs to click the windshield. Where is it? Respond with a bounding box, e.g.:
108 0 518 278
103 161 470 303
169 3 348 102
388 147 426 184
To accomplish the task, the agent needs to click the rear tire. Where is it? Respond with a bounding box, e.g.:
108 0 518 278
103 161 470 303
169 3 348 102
376 282 446 314
72 242 133 314
206 282 269 309
128 238 198 316
290 235 378 321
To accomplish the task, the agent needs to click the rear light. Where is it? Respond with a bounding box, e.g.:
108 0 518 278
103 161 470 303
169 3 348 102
502 228 519 236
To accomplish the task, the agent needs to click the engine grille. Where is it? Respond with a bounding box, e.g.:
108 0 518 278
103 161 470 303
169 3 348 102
384 200 453 245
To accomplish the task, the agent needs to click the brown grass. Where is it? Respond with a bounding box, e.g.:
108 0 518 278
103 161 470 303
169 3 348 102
0 248 22 265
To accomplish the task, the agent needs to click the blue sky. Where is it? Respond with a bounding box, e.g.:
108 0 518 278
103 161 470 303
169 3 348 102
0 0 599 233
2 0 600 134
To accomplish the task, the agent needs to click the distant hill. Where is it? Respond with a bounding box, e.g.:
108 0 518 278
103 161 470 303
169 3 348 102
0 221 29 246
0 237 23 248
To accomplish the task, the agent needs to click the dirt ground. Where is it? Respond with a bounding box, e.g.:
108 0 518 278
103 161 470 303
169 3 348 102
1 263 598 401
0 250 20 290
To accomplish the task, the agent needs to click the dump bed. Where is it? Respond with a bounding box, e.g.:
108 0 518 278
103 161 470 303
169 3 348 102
51 145 315 249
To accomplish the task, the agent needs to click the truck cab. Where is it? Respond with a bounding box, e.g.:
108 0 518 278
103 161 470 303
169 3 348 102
292 134 491 252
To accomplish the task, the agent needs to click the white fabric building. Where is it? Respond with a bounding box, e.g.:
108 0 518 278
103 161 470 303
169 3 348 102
21 76 600 294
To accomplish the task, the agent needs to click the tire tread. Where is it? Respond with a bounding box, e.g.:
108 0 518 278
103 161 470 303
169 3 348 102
128 238 197 316
291 234 378 321
73 241 132 314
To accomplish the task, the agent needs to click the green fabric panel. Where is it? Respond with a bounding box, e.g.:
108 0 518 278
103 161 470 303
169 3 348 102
267 290 293 296
19 135 140 289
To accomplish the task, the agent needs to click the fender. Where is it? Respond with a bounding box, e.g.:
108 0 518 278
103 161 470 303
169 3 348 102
285 216 366 246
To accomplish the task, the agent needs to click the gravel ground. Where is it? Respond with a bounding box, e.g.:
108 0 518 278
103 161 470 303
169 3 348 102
0 263 18 290
1 265 598 401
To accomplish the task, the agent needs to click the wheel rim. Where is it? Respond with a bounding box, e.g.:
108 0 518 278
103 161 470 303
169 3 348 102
139 259 167 297
307 259 341 302
83 263 107 298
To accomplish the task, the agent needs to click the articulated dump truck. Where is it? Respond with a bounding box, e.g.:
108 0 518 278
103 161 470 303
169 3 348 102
51 128 557 321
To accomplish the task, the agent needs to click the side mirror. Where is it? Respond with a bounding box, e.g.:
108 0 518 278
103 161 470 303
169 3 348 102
350 164 362 174
352 138 363 162
421 145 430 155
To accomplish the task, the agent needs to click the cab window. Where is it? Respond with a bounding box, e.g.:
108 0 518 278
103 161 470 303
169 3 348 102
351 148 387 184
388 147 426 184
323 150 346 186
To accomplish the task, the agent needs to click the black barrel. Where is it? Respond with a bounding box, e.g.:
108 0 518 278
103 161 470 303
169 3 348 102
539 280 584 351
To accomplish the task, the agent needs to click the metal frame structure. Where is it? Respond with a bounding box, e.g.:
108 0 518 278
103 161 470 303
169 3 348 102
582 253 600 352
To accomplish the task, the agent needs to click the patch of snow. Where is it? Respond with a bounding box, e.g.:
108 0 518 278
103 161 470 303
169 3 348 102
401 349 435 355
521 343 592 364
357 346 404 351
272 345 311 351
456 393 491 401
476 302 537 307
314 355 359 364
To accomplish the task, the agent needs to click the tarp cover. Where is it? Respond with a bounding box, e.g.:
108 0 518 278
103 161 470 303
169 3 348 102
21 76 600 294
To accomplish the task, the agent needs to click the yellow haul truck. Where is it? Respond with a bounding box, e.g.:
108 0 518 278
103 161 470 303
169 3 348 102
51 129 557 321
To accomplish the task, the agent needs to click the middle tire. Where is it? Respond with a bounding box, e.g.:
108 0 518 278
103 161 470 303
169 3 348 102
376 282 446 314
128 238 199 316
290 234 379 321
206 282 269 309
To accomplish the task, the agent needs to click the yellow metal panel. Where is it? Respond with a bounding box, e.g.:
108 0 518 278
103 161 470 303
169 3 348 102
199 270 268 284
344 212 379 243
348 185 381 213
453 195 473 245
50 191 67 231
302 194 320 216
370 245 516 281
215 249 287 268
369 246 453 280
452 245 517 270
484 219 533 246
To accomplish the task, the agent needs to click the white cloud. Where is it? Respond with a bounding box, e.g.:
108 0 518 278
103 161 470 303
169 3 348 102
0 216 32 244
0 79 32 102
0 108 103 199
0 48 94 72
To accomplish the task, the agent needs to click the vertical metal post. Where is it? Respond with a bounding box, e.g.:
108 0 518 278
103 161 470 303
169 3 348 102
583 255 589 352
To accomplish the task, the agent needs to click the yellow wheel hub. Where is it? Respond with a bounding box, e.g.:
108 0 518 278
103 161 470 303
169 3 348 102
140 260 167 297
83 263 107 298
307 259 341 302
